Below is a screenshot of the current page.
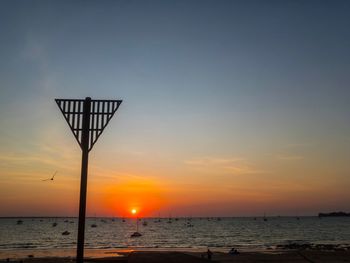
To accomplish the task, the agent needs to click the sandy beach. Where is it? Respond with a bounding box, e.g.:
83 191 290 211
1 248 350 263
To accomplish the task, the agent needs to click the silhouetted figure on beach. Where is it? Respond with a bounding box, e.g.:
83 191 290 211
207 248 213 260
229 247 239 255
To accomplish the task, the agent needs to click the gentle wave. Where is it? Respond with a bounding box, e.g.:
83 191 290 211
1 217 350 250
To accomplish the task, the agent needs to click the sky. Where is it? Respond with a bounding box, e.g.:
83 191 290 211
0 0 350 217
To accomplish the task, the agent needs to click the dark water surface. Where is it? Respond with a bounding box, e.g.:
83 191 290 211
0 217 349 251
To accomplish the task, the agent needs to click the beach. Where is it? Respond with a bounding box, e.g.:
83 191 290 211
1 248 350 263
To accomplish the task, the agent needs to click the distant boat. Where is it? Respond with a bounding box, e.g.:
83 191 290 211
263 213 268 222
131 217 142 237
62 231 70 235
52 222 58 227
131 231 142 237
16 220 23 225
92 214 98 227
167 213 173 223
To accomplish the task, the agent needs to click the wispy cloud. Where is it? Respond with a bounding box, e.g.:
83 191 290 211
18 32 58 96
0 133 81 181
185 157 267 175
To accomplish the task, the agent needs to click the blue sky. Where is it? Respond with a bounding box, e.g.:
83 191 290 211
0 0 350 216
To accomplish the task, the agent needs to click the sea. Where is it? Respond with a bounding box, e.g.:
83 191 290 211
0 217 350 252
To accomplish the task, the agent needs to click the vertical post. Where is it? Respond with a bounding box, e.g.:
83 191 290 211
136 216 139 232
77 97 91 263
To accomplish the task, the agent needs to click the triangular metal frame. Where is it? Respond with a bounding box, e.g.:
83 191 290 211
55 98 122 151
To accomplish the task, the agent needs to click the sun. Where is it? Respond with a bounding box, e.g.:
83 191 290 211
131 209 137 215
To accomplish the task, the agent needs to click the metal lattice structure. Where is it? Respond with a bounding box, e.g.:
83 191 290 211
55 99 122 151
55 97 122 263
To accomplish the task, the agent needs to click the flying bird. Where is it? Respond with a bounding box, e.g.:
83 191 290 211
42 171 58 181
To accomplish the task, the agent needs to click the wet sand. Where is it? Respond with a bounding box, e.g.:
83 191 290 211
1 249 350 263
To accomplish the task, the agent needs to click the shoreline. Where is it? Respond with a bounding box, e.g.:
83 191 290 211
1 245 350 259
1 249 350 263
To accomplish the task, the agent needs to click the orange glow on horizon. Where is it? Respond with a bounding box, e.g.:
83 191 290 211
99 176 167 217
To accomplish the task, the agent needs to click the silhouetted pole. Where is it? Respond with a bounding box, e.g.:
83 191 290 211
55 97 122 263
77 97 91 263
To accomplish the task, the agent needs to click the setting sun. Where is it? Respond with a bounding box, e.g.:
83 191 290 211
131 209 137 215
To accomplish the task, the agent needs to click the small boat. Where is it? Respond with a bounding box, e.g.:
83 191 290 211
131 216 142 237
52 222 58 227
131 231 142 237
16 220 23 225
91 224 97 228
62 231 70 235
263 213 268 222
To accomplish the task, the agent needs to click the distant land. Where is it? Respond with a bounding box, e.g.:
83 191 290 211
318 211 350 217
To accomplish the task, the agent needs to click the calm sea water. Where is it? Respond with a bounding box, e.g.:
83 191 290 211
0 217 349 251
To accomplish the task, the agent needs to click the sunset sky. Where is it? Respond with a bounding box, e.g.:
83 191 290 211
0 0 350 217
